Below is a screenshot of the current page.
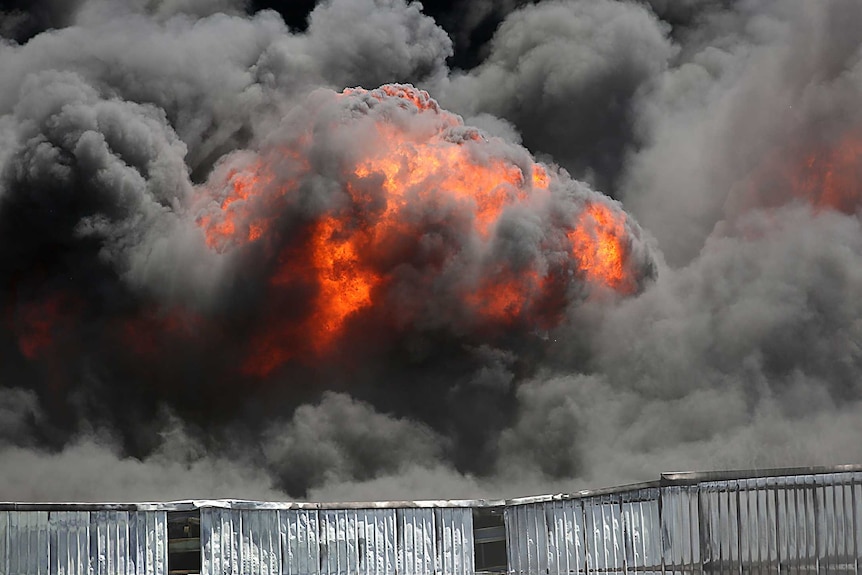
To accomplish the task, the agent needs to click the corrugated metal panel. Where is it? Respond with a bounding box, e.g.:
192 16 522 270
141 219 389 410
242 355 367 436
396 508 435 574
700 479 733 575
131 511 168 575
507 471 861 575
583 495 621 574
48 511 89 575
0 512 6 575
505 499 587 575
505 504 537 574
280 508 320 575
547 500 587 575
201 506 241 574
239 509 280 574
855 474 862 575
318 508 397 574
5 468 862 575
435 508 473 575
661 485 700 574
622 488 662 574
0 510 166 575
394 507 473 575
90 510 129 574
2 511 76 575
317 509 359 573
5 511 50 575
200 506 473 575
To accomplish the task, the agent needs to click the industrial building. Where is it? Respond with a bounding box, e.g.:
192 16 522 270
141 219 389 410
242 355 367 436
1 465 860 575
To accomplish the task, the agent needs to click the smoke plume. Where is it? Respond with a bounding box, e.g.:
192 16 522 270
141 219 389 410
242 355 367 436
0 0 861 502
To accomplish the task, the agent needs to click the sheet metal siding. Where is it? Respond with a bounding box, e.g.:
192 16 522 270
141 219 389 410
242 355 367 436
506 471 862 575
0 510 167 575
200 506 473 575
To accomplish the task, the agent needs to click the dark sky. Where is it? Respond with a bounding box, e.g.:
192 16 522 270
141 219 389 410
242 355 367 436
249 0 318 28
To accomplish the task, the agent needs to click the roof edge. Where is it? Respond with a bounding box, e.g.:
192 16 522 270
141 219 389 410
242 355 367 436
2 464 859 511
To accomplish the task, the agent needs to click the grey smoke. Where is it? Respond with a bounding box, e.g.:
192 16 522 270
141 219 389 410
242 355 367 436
622 0 862 265
262 393 447 497
1 0 861 503
441 0 675 192
304 0 453 89
512 206 862 487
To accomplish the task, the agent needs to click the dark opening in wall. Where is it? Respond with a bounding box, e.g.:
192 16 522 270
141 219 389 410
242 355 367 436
473 507 507 573
167 510 201 575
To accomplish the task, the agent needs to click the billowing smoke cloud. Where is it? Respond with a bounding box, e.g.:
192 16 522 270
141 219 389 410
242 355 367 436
622 0 862 264
440 0 675 192
1 0 861 503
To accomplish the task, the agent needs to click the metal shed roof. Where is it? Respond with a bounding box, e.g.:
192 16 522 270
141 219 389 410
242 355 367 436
2 464 860 510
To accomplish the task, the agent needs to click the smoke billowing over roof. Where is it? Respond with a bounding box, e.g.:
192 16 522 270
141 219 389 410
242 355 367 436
0 0 861 502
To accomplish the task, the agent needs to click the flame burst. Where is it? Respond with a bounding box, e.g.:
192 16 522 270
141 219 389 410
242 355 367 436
191 84 643 377
568 203 634 293
308 217 379 350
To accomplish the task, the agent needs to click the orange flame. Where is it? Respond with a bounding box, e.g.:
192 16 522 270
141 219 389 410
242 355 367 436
568 203 633 293
350 122 537 237
465 269 541 322
197 85 637 377
197 145 310 252
307 217 380 350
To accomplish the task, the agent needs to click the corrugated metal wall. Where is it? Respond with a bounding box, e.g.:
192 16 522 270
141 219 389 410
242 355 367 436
200 506 474 575
0 510 167 575
506 471 862 575
700 473 862 575
2 470 860 575
505 488 665 575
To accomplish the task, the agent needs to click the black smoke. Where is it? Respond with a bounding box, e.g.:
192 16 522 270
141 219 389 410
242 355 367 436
1 0 861 502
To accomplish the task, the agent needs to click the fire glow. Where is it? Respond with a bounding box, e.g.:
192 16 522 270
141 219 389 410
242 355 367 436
792 134 862 214
735 132 862 217
12 85 644 378
192 85 641 376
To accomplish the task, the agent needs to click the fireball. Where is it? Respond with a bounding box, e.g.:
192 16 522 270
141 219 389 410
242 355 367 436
193 84 651 376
